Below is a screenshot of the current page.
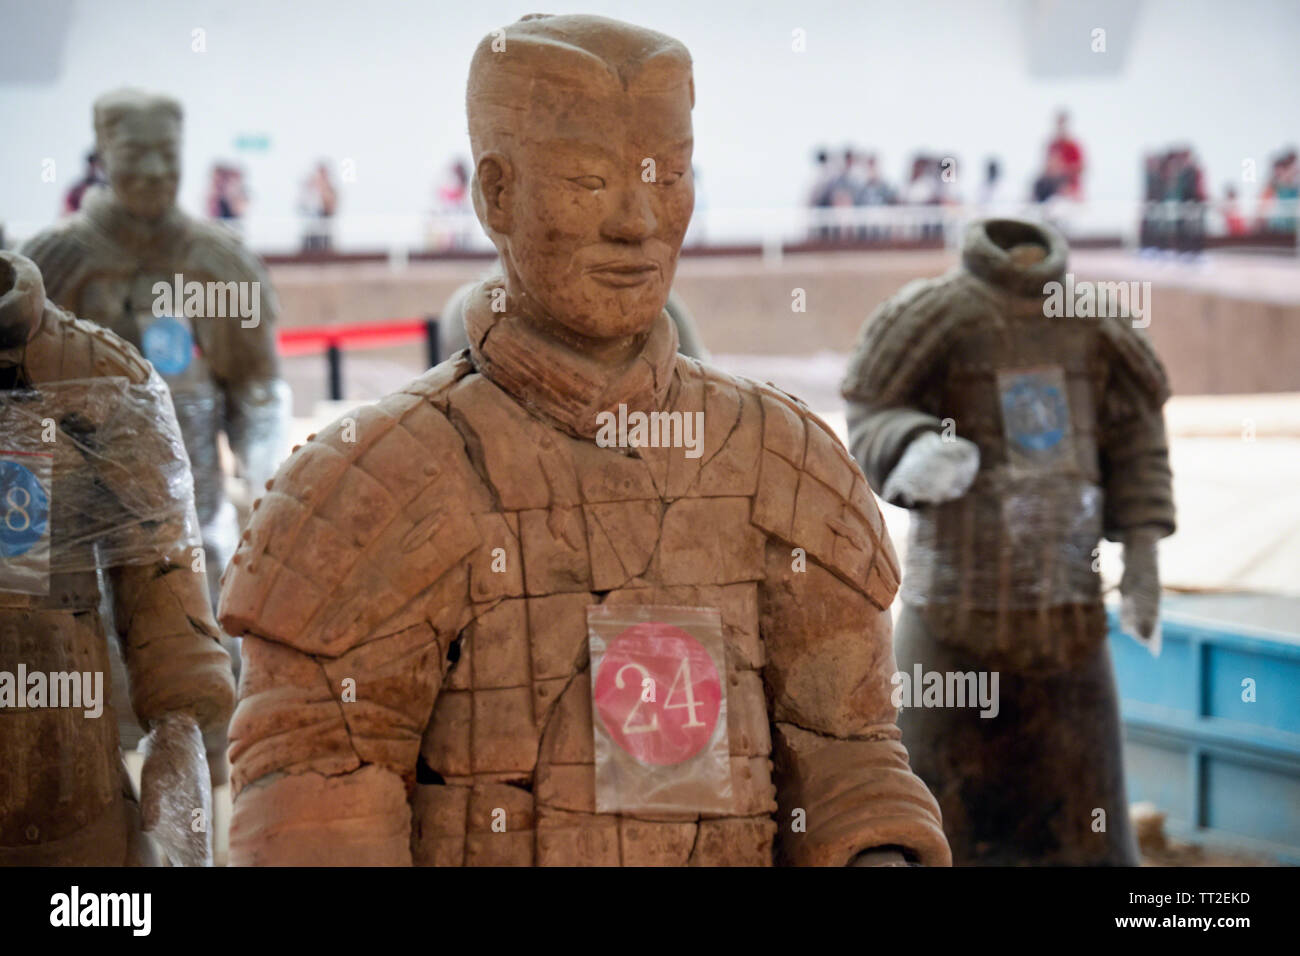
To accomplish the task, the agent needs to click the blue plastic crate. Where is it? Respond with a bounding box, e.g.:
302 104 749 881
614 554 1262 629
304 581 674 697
1109 601 1300 863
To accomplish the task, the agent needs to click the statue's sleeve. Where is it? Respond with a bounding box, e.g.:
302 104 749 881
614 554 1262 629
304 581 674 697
761 544 951 866
110 553 236 737
218 391 483 865
102 374 234 735
228 582 460 866
840 278 951 493
1096 316 1177 541
45 332 238 739
749 385 950 866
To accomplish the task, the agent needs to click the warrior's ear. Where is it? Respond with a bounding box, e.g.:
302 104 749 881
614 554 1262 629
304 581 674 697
473 152 514 235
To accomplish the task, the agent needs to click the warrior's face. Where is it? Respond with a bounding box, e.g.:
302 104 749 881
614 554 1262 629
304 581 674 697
490 79 694 342
102 108 181 221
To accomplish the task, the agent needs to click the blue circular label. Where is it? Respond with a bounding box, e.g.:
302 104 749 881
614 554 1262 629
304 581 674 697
142 316 194 376
1002 379 1067 451
0 460 50 558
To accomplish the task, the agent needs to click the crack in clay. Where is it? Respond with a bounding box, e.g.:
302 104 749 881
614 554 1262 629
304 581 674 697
445 403 506 515
315 657 365 767
684 386 745 496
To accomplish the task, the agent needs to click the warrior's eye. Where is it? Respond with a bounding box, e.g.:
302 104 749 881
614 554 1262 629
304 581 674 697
658 171 683 186
569 175 605 190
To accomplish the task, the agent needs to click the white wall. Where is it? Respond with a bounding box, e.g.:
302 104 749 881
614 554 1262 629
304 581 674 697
1 0 1296 248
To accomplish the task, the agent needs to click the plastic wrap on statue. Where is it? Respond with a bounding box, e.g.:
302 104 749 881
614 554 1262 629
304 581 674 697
0 251 235 866
842 217 1176 864
0 375 201 595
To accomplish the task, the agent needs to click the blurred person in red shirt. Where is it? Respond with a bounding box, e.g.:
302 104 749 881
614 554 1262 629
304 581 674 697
1046 110 1085 199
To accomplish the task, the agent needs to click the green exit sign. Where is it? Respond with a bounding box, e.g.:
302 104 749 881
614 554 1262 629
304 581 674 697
234 133 271 152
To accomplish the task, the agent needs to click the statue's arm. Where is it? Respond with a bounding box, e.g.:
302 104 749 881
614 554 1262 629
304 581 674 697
228 618 448 867
760 542 951 867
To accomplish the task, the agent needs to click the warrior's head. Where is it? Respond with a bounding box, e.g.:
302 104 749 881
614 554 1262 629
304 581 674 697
94 88 182 222
467 14 694 344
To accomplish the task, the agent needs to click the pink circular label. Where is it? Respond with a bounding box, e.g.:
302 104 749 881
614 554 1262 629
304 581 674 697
593 621 723 767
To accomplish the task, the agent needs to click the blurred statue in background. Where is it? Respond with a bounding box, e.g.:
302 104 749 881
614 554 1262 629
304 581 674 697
22 88 290 617
842 218 1175 865
0 252 235 865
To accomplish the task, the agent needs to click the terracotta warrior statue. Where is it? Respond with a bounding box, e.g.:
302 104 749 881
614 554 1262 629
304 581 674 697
21 88 289 614
0 251 236 865
219 14 950 867
842 218 1175 865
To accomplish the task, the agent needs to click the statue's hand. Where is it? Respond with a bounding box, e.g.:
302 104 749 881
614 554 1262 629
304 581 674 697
1120 526 1163 656
140 711 213 867
882 431 980 507
848 847 914 867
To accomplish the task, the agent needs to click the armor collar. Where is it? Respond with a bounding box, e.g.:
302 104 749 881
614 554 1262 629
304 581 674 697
464 276 679 441
81 188 189 257
961 218 1067 298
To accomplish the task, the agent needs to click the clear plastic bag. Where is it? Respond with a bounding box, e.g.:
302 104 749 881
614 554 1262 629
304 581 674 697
0 375 201 596
587 604 733 816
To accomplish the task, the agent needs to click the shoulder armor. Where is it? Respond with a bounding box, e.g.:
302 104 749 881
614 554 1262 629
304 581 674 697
747 378 899 610
29 303 153 385
840 272 976 407
182 219 281 321
19 220 107 305
218 383 484 657
1098 314 1170 406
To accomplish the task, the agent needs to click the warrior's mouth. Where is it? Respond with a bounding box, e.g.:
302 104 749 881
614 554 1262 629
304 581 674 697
587 262 659 288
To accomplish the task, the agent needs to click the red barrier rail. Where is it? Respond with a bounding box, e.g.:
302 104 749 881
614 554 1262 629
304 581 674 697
278 316 442 400
278 317 431 356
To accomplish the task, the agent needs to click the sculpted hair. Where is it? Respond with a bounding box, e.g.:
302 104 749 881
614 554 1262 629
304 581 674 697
93 88 183 146
465 13 694 161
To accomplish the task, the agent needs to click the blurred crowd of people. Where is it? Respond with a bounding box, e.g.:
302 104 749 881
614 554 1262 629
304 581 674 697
805 111 1077 241
803 107 1295 252
1141 145 1297 255
806 147 967 240
1140 146 1209 253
